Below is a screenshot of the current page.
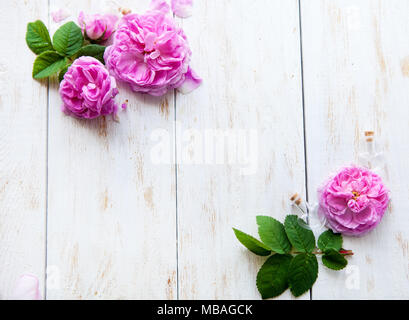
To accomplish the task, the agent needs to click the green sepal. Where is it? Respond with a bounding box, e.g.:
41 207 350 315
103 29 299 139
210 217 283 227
288 253 318 297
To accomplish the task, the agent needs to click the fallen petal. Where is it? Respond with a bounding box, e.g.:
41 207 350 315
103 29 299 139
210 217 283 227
10 274 42 300
171 0 193 18
51 9 70 23
178 67 202 94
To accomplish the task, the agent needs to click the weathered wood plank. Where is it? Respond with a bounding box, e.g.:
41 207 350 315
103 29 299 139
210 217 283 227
0 0 48 299
176 0 307 299
46 0 176 299
301 0 409 299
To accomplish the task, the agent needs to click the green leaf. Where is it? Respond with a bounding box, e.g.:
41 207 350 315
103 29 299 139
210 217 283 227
322 249 348 270
284 215 315 253
32 51 67 79
58 64 71 83
233 228 271 256
318 230 343 252
256 254 292 299
288 253 318 297
256 216 291 254
53 21 83 56
74 44 106 64
26 20 53 55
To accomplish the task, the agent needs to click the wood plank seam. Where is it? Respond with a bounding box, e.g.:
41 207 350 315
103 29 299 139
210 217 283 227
298 0 312 301
172 89 179 301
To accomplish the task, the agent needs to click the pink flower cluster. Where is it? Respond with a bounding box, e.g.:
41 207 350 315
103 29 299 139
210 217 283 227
59 0 200 120
318 166 389 236
104 2 201 96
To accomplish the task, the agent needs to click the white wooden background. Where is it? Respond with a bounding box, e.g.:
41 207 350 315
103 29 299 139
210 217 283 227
0 0 408 299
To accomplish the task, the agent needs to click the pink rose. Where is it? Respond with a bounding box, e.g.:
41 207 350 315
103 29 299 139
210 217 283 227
150 0 171 14
10 274 42 300
78 11 118 41
318 166 389 236
59 57 119 119
104 5 201 96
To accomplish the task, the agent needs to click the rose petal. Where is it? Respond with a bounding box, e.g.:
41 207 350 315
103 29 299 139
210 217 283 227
354 206 375 224
150 0 171 15
52 9 70 23
10 274 42 300
326 194 347 211
171 0 193 18
178 67 202 94
334 210 360 229
144 32 157 52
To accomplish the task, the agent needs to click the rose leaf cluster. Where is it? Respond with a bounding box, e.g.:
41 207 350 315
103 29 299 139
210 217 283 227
233 215 352 299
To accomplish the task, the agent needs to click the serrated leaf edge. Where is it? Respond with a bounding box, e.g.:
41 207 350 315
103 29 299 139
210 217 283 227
256 254 292 299
284 215 315 253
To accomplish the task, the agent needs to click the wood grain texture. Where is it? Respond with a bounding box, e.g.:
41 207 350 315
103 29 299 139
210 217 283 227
46 0 176 299
176 0 307 299
301 0 409 299
0 0 47 299
3 0 408 300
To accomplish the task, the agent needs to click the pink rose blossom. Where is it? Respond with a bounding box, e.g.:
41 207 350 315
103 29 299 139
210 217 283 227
171 0 193 18
104 4 201 96
10 274 42 300
78 11 119 41
59 57 119 119
318 166 389 236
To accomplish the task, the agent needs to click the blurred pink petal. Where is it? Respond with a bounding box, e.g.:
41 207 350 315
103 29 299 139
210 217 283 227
51 9 70 23
178 67 202 94
171 0 193 18
10 274 42 300
318 166 389 236
150 0 170 15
